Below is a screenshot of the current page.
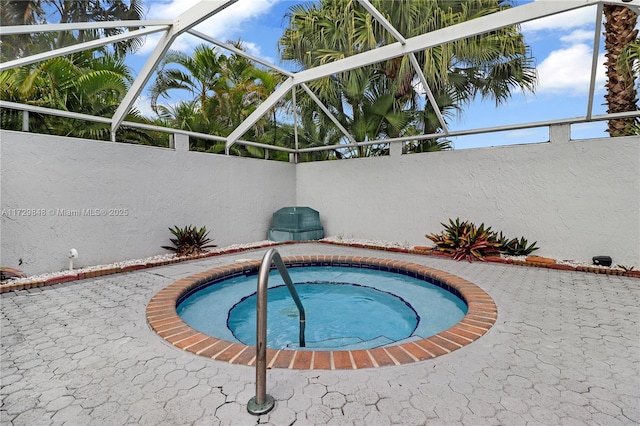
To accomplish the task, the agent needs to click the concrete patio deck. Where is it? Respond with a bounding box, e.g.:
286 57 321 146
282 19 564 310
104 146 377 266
1 243 638 425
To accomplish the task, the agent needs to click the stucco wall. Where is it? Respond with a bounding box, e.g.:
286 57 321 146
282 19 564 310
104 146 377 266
2 129 639 274
296 136 640 266
1 131 297 275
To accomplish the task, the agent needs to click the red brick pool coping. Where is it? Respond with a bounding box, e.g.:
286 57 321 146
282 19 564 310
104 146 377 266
146 255 497 370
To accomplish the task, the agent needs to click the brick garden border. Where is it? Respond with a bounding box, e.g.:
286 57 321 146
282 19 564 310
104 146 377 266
0 241 290 294
322 241 640 277
146 255 497 370
1 240 637 294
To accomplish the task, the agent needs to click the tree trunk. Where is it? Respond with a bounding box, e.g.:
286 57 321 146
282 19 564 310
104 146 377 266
603 5 639 136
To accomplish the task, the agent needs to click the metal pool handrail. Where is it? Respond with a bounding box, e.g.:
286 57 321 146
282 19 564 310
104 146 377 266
247 248 306 415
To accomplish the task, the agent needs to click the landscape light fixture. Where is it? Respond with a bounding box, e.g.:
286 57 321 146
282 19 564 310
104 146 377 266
69 248 78 270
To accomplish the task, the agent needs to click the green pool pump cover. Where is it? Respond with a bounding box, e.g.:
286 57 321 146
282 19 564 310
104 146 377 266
268 207 324 242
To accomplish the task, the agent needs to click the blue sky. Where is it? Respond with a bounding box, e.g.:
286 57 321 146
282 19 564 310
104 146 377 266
132 0 614 149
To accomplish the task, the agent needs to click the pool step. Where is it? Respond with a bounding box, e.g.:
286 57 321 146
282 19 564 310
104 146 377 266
286 335 396 351
383 335 423 347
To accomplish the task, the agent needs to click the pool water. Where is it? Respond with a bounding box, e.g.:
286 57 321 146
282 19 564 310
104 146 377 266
228 282 419 349
177 266 467 350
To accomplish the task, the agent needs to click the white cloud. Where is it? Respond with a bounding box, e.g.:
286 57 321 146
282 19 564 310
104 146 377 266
134 95 157 119
536 43 605 95
145 0 200 20
136 34 277 68
521 5 597 32
135 0 280 56
560 29 595 44
151 0 277 38
240 41 275 64
518 3 606 96
136 32 202 56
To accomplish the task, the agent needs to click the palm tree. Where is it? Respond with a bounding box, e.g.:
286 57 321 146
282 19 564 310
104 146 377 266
217 51 272 137
0 0 42 24
1 0 145 62
149 43 286 156
250 67 286 146
0 0 47 59
1 54 87 133
149 45 227 117
2 1 145 58
619 39 640 80
603 4 639 136
149 44 246 150
279 110 345 162
0 50 150 142
23 0 144 56
278 0 537 155
340 74 416 156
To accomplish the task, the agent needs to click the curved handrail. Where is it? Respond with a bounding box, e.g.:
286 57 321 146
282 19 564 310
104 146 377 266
248 248 305 415
261 249 306 347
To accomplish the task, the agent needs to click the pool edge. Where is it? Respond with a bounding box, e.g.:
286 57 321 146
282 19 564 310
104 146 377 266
146 255 497 370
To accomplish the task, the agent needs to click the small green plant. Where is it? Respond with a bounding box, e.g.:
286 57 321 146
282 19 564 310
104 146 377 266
426 218 500 262
162 225 217 257
498 234 539 256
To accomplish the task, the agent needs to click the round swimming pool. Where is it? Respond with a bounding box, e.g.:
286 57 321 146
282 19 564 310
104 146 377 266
146 255 497 370
177 266 467 350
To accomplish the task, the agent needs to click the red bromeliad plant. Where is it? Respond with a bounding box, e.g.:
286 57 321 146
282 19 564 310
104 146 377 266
455 223 501 261
426 218 501 262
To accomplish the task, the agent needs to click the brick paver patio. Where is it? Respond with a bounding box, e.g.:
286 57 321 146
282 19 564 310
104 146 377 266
1 243 638 425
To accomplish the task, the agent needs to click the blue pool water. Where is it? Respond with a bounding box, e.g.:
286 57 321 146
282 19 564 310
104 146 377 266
228 283 419 349
177 266 467 350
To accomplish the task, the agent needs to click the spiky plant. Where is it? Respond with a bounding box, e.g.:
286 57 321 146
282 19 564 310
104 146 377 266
426 218 470 254
427 219 541 261
426 218 500 262
162 225 217 257
452 222 501 262
498 234 539 256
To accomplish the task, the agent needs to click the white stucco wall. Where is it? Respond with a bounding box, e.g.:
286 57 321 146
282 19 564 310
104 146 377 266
1 131 296 275
2 129 639 274
296 135 640 266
